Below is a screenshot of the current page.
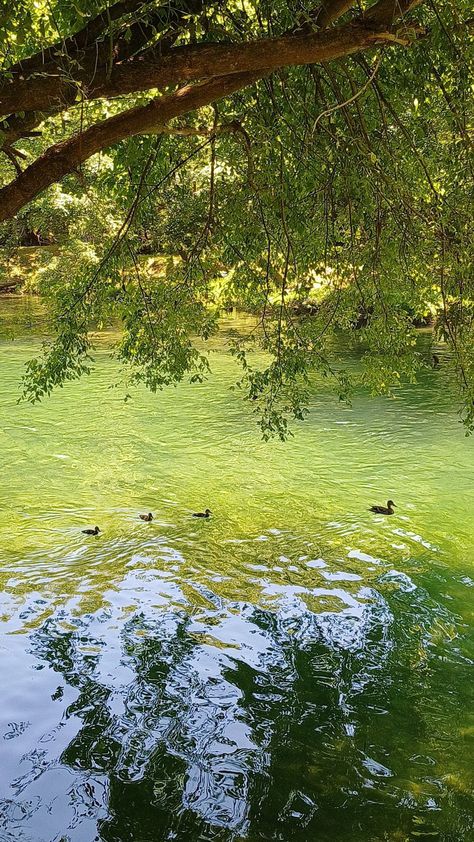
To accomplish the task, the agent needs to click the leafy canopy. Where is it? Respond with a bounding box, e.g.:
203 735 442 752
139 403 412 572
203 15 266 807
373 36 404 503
0 0 473 437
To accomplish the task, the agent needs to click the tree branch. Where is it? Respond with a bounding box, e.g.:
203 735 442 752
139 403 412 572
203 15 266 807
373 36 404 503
0 0 425 222
1 0 208 130
0 109 58 149
0 20 414 116
315 1 357 29
364 0 423 24
0 73 261 222
9 0 147 81
0 2 207 149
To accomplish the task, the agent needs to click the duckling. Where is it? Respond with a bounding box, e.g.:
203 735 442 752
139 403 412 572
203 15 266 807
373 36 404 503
369 500 396 515
82 526 100 535
139 513 153 522
193 508 212 518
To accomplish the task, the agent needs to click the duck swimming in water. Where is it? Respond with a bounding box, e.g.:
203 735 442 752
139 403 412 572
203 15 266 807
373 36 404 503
82 526 100 535
139 513 153 522
193 509 212 518
369 500 396 515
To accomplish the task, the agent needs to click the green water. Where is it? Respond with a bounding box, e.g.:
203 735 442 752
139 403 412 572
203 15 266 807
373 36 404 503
0 296 473 842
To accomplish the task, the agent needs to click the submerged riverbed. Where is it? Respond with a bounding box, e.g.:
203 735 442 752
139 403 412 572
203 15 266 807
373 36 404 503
0 297 473 841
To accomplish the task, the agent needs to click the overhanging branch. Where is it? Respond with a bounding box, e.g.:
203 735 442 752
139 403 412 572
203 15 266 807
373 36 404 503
1 0 209 139
0 0 425 222
0 20 407 116
0 73 260 222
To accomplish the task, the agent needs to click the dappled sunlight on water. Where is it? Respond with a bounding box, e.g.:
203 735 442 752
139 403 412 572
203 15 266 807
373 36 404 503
0 301 473 841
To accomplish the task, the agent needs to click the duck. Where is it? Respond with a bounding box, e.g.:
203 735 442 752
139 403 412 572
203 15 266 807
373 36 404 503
139 512 153 522
193 508 212 518
82 526 100 535
369 500 396 515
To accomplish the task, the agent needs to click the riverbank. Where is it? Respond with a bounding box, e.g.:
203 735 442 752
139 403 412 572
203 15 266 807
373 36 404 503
0 246 437 333
0 245 59 293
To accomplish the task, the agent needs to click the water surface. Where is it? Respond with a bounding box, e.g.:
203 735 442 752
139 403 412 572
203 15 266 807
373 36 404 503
0 297 473 841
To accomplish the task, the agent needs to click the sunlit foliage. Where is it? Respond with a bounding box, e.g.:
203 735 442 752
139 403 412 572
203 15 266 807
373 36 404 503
1 0 473 436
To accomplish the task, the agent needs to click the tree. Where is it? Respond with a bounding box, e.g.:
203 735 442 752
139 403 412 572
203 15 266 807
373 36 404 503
1 0 473 436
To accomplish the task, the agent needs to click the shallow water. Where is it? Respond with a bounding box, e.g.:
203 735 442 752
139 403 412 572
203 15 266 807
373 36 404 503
0 296 473 841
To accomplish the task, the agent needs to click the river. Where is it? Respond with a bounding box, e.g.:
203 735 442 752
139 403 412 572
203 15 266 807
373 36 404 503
0 296 473 841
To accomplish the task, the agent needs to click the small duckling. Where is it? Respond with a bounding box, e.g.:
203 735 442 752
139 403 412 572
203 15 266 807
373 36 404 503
369 500 396 515
139 513 153 522
82 526 100 535
193 508 212 518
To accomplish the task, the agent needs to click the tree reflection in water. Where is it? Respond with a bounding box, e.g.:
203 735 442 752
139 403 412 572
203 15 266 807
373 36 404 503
1 566 473 842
